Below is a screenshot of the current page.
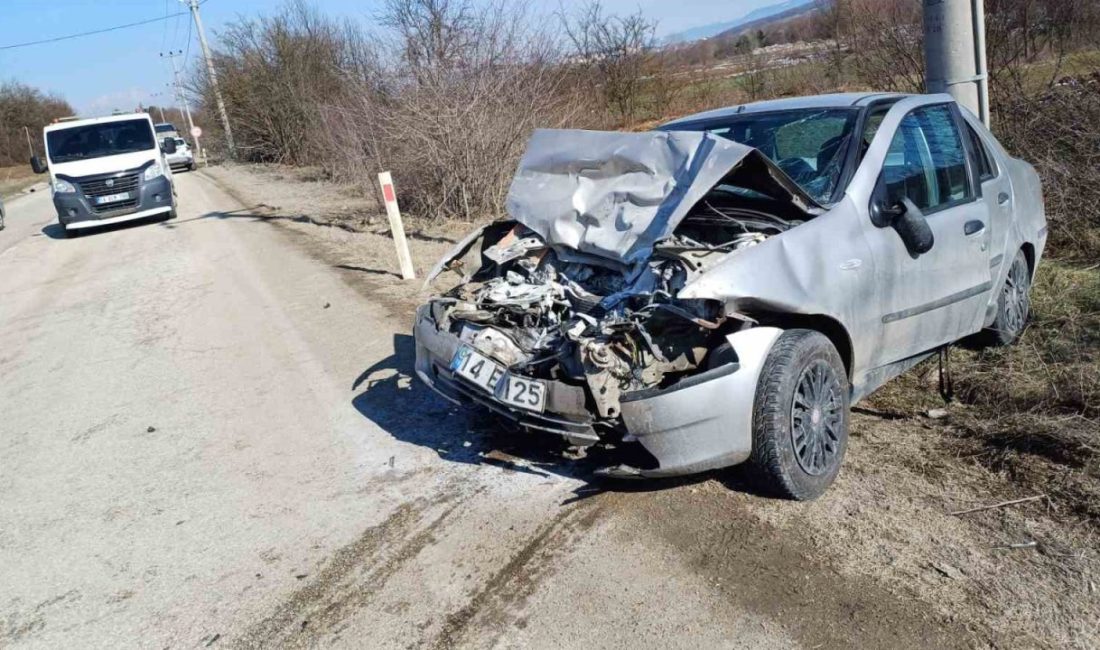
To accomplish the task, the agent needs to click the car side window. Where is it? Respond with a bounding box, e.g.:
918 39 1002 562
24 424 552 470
881 104 972 212
963 122 997 181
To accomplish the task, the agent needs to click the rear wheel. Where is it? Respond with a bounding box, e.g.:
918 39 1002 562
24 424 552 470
981 249 1031 346
749 329 849 500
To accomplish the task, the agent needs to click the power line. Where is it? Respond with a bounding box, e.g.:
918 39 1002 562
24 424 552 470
160 0 171 52
0 13 188 51
184 9 194 61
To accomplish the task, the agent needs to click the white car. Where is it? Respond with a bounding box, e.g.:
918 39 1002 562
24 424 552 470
165 137 196 172
414 92 1046 499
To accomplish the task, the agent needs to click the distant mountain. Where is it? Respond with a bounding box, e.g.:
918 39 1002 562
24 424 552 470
662 0 817 45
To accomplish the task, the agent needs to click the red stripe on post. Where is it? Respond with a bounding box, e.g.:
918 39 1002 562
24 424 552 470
383 183 396 203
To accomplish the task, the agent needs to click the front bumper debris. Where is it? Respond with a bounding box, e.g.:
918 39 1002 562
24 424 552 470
413 304 784 477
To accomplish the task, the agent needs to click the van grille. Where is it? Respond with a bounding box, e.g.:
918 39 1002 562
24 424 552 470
78 172 141 214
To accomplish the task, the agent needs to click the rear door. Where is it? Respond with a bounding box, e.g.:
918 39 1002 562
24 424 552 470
857 100 993 368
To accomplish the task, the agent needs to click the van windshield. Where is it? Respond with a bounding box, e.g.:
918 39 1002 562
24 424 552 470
47 119 156 164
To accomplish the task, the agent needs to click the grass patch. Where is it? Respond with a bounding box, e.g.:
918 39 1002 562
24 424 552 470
0 165 39 199
868 262 1100 522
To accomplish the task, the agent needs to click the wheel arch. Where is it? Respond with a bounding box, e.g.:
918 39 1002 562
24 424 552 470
1020 241 1036 280
751 313 854 382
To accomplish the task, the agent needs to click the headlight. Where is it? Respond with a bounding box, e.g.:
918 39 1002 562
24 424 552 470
52 178 76 193
143 162 164 181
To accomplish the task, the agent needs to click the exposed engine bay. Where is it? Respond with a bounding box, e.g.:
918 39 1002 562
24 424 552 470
415 127 824 468
424 184 807 423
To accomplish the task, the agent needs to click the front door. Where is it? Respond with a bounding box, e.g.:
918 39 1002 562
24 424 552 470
861 102 993 369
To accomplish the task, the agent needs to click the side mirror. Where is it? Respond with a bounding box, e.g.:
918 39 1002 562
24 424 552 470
30 155 47 174
872 195 934 256
162 138 177 154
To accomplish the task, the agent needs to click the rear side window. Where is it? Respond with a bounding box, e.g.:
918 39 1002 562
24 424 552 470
880 104 971 212
963 123 997 181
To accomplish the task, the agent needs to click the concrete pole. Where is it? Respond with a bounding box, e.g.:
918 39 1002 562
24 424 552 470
165 51 202 157
378 172 417 280
183 0 236 158
923 0 990 126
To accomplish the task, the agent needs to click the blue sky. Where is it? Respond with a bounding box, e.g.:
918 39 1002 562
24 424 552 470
0 0 786 115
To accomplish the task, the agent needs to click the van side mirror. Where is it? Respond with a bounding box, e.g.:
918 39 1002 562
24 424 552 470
30 155 47 174
872 195 934 256
161 138 177 154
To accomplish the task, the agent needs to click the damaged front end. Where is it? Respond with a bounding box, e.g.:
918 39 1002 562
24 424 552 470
413 128 819 477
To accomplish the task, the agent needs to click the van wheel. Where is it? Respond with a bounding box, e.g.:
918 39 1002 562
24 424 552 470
749 329 849 501
980 249 1031 346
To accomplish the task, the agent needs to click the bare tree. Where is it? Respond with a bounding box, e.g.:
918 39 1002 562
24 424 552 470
0 81 73 166
559 0 661 123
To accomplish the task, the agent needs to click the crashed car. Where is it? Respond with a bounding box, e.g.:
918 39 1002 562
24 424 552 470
413 92 1046 499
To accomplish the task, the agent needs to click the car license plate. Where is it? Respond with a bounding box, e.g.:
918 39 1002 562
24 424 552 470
450 346 547 413
495 374 546 413
95 192 131 204
450 346 505 393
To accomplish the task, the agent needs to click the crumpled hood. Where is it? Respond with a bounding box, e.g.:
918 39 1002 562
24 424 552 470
505 128 819 265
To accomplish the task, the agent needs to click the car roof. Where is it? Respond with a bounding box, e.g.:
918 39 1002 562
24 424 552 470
661 92 911 127
45 113 153 134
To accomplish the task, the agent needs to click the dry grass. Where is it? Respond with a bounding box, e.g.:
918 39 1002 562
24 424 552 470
0 165 38 199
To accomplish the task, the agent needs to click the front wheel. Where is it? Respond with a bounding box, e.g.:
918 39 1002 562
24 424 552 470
749 329 850 500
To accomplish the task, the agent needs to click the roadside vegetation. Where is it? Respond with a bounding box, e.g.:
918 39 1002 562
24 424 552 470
0 80 72 167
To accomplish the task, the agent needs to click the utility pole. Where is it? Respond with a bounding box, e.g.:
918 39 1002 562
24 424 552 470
182 0 235 158
24 126 35 159
161 49 202 161
149 91 169 123
923 0 990 126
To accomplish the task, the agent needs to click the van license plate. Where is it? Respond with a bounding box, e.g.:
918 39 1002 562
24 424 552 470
95 192 131 204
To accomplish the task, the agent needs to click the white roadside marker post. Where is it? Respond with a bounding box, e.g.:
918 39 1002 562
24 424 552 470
378 171 416 280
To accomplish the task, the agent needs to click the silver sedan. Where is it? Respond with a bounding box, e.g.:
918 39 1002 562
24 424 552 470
413 92 1046 499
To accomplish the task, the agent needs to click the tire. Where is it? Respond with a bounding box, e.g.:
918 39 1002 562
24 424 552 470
749 329 849 501
980 249 1031 346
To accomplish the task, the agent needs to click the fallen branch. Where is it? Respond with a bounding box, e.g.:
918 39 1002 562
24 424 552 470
949 494 1046 516
992 541 1038 551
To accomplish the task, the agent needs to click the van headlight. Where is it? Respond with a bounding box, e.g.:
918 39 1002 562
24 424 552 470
52 178 76 193
143 162 164 181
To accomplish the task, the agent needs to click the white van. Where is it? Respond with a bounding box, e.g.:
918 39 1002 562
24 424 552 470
32 113 178 236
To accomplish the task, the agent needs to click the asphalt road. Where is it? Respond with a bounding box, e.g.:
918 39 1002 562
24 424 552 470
0 172 960 649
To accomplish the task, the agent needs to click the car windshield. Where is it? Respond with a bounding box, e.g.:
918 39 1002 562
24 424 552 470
47 119 156 164
677 108 859 204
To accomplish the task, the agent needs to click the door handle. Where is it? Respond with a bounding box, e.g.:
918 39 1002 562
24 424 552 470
964 220 985 236
998 192 1011 205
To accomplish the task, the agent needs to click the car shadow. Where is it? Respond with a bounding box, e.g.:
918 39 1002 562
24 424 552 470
351 333 726 500
41 214 171 239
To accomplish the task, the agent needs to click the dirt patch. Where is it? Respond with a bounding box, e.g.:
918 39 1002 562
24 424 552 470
0 165 42 200
236 488 473 649
202 162 1100 649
